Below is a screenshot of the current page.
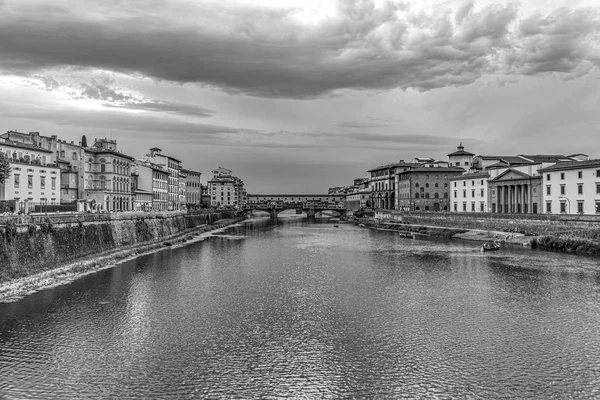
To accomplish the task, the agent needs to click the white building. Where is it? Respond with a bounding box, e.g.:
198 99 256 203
538 159 600 215
447 143 475 171
208 167 245 208
0 137 61 207
449 172 490 212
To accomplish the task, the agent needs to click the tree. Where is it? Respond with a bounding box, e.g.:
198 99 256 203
0 152 11 185
81 135 88 148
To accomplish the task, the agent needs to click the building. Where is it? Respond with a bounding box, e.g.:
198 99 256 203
208 167 245 208
0 136 61 207
133 160 167 211
538 159 600 215
181 168 202 207
485 155 576 214
83 138 135 212
131 170 153 211
449 172 490 212
367 161 415 210
447 143 475 171
201 184 211 208
396 167 464 211
143 148 182 211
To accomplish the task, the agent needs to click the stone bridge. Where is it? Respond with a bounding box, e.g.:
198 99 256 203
244 194 346 219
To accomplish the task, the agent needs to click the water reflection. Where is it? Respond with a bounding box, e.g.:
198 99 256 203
1 218 600 398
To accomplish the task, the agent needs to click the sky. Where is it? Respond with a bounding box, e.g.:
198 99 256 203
1 0 599 193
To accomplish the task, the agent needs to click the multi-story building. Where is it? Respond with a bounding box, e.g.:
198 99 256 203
447 143 475 171
368 161 415 210
130 169 153 211
178 172 187 209
449 172 490 212
83 138 135 212
396 167 464 211
538 159 600 215
144 148 181 211
133 160 168 211
0 136 61 207
201 184 211 208
208 167 245 208
345 178 371 211
486 155 576 214
181 168 202 207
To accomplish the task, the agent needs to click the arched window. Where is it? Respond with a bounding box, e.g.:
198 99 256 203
426 183 429 188
100 158 106 173
415 206 420 211
425 193 430 199
415 183 419 188
444 183 448 187
435 183 439 188
99 176 106 190
420 187 424 193
425 206 429 211
87 176 94 189
434 193 439 198
415 193 420 199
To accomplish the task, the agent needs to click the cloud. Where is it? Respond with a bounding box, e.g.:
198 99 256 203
0 1 598 99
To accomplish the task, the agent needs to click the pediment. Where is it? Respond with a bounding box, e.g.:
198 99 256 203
490 168 532 182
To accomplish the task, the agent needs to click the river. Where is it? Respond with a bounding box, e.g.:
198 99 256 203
1 216 600 399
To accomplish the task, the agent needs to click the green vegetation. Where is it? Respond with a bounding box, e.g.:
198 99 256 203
0 152 11 185
532 236 600 255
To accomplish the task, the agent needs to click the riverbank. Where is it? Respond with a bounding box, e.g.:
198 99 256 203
356 212 600 255
0 216 245 302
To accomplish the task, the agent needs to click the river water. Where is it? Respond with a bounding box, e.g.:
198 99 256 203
1 216 600 399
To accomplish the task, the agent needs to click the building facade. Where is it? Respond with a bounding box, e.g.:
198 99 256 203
208 167 245 208
143 148 182 211
181 168 202 207
396 167 463 211
449 172 490 212
447 143 475 171
0 137 61 207
83 138 135 212
539 159 600 215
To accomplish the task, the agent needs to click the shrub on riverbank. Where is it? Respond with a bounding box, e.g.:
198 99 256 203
532 236 600 255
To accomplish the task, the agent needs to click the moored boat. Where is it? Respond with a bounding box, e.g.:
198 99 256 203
481 242 501 252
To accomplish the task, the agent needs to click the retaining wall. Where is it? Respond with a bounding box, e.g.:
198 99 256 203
0 211 224 283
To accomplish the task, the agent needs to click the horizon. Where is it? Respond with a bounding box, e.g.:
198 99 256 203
1 0 599 193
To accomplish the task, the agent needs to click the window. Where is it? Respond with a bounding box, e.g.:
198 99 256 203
456 162 461 166
453 190 457 198
560 202 566 213
471 190 475 197
444 183 448 188
560 172 565 180
462 202 466 211
480 189 484 197
453 182 456 187
480 203 484 212
14 174 20 188
578 171 582 179
434 183 438 188
463 181 466 186
453 203 457 211
72 152 77 160
463 190 466 197
425 193 430 199
560 185 565 195
28 175 33 189
577 201 584 214
597 170 600 177
40 176 45 189
546 202 552 213
472 180 475 186
434 193 439 199
596 200 600 214
60 150 65 158
578 184 583 195
546 174 550 181
425 183 429 188
546 185 551 195
597 183 600 194
465 162 469 166
470 203 475 211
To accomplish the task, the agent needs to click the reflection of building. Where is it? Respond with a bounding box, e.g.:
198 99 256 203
84 138 135 212
208 167 245 208
0 135 61 205
396 167 463 211
538 158 599 215
181 168 202 207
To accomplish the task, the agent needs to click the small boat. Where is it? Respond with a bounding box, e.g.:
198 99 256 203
333 225 339 228
481 242 500 252
398 231 414 238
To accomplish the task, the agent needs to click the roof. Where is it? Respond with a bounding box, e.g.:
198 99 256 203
85 147 135 161
489 168 537 181
485 161 511 169
518 154 573 163
397 167 464 175
448 172 490 180
247 194 344 197
181 168 202 175
538 159 600 172
475 155 532 164
447 150 474 157
366 161 416 173
0 138 53 153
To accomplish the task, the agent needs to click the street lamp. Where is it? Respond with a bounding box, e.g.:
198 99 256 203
558 196 570 214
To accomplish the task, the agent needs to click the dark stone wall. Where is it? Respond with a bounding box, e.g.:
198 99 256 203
0 212 223 283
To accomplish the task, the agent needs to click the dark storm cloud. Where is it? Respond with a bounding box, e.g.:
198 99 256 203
0 1 599 98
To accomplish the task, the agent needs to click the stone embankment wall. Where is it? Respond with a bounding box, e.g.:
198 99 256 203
0 211 225 283
374 211 600 239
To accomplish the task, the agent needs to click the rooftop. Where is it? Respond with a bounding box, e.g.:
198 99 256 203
0 137 53 153
397 166 464 174
538 159 600 172
367 161 416 172
448 172 490 180
447 143 474 157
